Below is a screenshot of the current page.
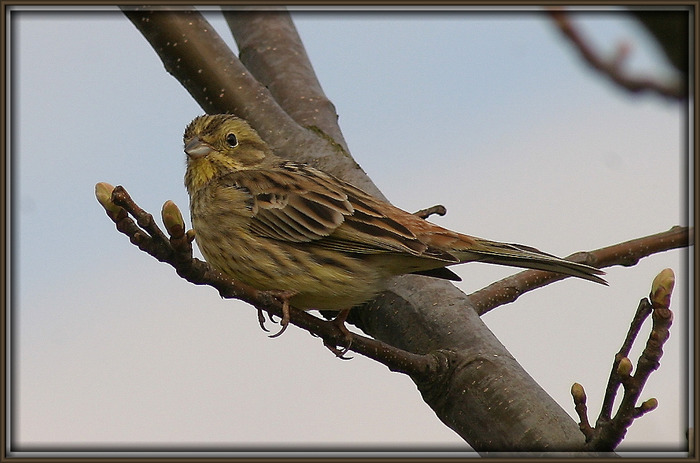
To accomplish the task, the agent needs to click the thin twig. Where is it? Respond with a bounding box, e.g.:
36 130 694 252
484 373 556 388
571 383 595 442
573 269 675 451
548 8 684 100
598 298 653 422
102 185 440 378
470 226 692 315
413 204 447 219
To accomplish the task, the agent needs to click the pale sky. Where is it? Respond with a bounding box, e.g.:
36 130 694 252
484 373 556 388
10 6 690 457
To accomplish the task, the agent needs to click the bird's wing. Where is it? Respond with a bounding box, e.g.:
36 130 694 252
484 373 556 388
331 180 459 262
221 163 351 242
226 162 458 262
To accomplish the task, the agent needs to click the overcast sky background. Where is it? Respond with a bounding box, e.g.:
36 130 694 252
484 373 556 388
11 6 690 457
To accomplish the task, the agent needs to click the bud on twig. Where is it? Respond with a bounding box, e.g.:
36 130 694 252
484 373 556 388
640 397 658 412
571 382 586 403
95 182 125 218
186 229 196 243
650 268 675 309
616 357 633 377
161 200 185 238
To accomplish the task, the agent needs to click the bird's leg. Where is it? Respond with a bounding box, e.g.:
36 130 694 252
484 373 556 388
323 308 354 359
269 298 290 338
258 290 298 338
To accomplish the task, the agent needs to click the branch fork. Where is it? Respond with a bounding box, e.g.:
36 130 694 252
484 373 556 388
571 268 675 450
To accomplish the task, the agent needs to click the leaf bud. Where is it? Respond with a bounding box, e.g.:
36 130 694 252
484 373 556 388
650 268 675 309
161 200 185 238
571 382 586 403
616 357 633 377
95 182 124 216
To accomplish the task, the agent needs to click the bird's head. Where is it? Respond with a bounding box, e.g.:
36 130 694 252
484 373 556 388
183 114 271 194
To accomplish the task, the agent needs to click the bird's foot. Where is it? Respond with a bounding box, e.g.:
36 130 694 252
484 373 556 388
256 290 298 338
323 309 354 359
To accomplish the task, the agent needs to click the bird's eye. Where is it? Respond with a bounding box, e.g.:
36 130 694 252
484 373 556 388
226 133 238 147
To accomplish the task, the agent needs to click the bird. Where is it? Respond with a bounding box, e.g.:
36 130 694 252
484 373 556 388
183 114 606 346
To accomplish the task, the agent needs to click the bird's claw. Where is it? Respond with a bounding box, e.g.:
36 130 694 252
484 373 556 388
323 309 353 359
268 314 289 338
324 341 353 360
261 290 297 338
256 308 270 332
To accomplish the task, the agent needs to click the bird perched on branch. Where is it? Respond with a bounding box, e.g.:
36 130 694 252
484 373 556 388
183 114 606 343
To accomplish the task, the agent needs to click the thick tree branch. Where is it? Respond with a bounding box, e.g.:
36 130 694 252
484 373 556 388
116 9 683 453
121 7 288 131
470 226 692 315
120 6 371 194
224 7 349 152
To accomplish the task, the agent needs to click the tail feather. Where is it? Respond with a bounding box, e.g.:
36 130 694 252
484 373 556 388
460 239 607 285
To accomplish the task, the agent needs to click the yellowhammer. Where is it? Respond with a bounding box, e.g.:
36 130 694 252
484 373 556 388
184 114 605 339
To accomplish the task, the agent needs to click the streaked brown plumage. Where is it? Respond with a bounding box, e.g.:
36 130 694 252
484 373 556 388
184 114 605 334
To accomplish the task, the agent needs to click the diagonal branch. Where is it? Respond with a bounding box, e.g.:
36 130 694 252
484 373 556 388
470 226 692 316
120 7 283 125
97 183 441 380
224 7 349 151
120 6 383 200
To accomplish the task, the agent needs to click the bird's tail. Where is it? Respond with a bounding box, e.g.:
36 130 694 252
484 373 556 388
455 237 607 285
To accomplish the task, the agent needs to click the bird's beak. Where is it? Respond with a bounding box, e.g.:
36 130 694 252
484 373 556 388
184 136 214 159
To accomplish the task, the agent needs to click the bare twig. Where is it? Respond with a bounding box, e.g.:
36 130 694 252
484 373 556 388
470 226 692 315
572 269 675 451
629 10 688 79
548 8 684 100
413 204 447 219
571 383 595 441
97 183 441 379
598 299 653 422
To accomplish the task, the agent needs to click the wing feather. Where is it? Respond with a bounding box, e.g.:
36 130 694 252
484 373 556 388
224 162 454 262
